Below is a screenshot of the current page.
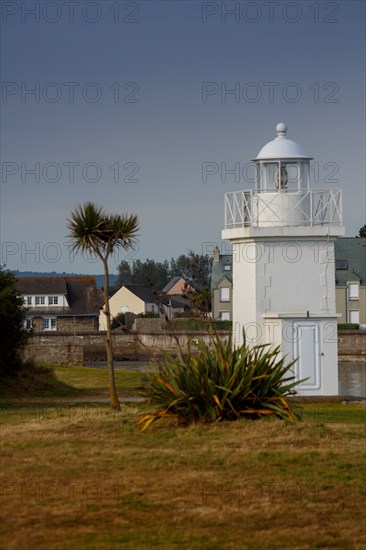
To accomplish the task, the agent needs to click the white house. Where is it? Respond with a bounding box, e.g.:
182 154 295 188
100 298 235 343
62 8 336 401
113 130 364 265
99 284 187 330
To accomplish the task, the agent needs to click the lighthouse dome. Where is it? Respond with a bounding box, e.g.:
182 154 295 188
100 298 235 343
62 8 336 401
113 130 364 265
254 123 312 160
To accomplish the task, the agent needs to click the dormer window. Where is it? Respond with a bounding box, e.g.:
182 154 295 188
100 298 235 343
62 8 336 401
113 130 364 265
35 296 45 305
336 260 348 270
48 296 59 305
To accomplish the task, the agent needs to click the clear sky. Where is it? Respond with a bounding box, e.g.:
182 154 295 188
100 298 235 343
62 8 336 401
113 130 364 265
1 0 365 274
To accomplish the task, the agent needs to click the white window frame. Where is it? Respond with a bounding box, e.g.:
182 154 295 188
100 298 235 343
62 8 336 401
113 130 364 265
43 317 57 331
348 283 359 300
348 310 359 324
48 296 59 305
220 287 230 302
26 296 32 306
220 311 230 321
35 296 45 306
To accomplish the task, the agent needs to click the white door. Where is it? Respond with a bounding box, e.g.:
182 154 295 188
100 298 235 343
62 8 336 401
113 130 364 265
293 322 321 391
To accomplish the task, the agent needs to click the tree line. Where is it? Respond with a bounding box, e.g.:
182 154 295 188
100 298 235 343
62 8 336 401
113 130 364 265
112 251 212 294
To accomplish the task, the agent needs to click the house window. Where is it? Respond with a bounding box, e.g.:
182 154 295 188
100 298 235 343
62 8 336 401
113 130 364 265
220 287 230 302
25 318 33 330
48 296 59 305
348 283 359 300
43 317 57 331
224 265 231 271
35 296 45 306
220 311 230 321
336 260 348 270
348 310 359 324
26 296 32 306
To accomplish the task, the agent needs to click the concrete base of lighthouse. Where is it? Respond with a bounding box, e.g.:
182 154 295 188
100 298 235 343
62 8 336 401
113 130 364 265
223 232 344 396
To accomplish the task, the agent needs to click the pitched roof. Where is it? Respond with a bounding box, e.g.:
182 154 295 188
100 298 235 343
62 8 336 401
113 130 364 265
15 276 103 316
123 284 189 309
335 238 366 286
162 276 185 293
124 284 158 303
16 277 67 295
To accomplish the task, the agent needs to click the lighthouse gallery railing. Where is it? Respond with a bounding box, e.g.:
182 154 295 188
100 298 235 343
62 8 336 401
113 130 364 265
224 189 343 229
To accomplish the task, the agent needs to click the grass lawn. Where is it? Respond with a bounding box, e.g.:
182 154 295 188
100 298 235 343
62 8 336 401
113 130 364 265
0 365 143 400
0 367 365 549
53 365 143 392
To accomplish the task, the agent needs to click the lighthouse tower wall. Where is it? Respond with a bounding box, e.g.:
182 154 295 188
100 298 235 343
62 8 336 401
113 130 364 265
231 238 339 396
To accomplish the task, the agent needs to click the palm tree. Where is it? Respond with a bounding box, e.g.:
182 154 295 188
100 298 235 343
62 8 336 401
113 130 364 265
67 202 139 410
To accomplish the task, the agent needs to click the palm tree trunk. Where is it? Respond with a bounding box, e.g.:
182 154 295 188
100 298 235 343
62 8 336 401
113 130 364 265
102 258 120 410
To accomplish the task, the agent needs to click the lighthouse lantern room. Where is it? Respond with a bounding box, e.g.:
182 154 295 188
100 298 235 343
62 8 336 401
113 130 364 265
222 123 345 396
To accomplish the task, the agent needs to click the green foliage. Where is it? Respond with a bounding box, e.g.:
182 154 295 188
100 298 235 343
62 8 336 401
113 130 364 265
116 251 212 291
338 323 359 330
139 334 302 430
136 312 160 318
111 312 126 330
67 202 139 259
117 258 170 289
170 318 231 331
0 267 30 377
214 320 232 331
358 224 366 238
189 287 212 317
170 251 212 289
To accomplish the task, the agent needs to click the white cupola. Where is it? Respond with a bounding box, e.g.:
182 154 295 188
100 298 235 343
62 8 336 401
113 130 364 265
253 122 313 193
223 121 343 234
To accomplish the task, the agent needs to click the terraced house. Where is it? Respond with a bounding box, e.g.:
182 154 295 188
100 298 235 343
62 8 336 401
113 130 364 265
16 276 103 333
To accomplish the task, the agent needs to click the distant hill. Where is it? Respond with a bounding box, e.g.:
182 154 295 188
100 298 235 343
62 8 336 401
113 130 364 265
10 271 118 289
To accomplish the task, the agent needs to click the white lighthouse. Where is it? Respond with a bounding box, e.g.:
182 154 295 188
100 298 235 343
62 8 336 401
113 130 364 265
222 123 345 395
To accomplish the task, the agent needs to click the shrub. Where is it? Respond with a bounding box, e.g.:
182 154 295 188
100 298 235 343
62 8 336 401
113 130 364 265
111 312 125 330
338 323 359 330
170 318 232 331
0 268 30 377
138 333 302 430
136 312 160 318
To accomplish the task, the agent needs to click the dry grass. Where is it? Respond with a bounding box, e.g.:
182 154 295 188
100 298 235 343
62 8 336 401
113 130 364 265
1 399 365 550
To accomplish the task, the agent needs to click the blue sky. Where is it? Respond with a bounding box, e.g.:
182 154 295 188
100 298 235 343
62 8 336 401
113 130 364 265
1 0 365 274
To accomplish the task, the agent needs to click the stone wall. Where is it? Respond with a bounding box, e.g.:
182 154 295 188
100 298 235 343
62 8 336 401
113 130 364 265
31 316 97 334
338 330 366 362
23 330 230 365
24 329 366 366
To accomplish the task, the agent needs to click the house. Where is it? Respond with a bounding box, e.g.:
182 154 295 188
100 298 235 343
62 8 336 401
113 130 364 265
161 276 193 296
16 276 103 333
211 246 233 321
99 284 188 330
210 238 366 327
335 237 366 327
